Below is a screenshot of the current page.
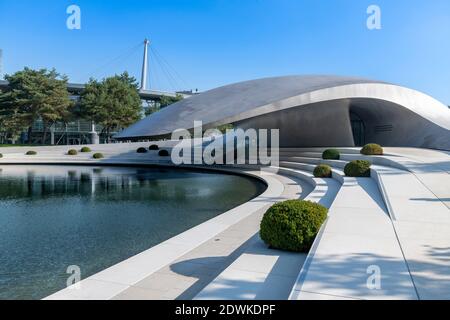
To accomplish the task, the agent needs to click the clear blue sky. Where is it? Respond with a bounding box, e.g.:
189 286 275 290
0 0 449 104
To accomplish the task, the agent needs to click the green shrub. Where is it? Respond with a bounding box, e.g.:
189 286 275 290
322 149 340 160
344 160 371 177
26 151 37 156
149 144 159 151
313 164 332 178
80 147 92 153
93 153 104 159
360 143 383 156
137 147 148 153
67 149 78 155
0 153 3 158
260 200 328 252
158 149 170 157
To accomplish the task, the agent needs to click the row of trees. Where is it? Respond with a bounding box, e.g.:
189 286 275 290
0 68 72 143
0 67 174 144
79 72 142 142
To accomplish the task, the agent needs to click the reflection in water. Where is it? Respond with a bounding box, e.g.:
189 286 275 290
0 165 266 300
0 168 221 201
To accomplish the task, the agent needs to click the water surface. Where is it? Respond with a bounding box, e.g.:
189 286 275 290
0 165 266 299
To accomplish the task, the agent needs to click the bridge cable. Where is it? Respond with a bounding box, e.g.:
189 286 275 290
150 46 179 91
152 46 192 90
79 42 142 82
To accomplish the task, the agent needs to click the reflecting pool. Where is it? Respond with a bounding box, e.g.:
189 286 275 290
0 165 266 299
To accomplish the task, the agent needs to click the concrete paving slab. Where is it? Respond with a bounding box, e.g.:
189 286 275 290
196 269 300 300
292 147 450 300
291 176 418 300
45 278 129 300
112 286 171 300
109 172 312 300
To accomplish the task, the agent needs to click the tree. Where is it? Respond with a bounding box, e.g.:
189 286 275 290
0 110 26 144
0 67 72 144
79 72 142 142
145 94 183 116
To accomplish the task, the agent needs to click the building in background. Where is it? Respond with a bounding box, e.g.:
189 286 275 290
0 79 192 145
0 40 195 145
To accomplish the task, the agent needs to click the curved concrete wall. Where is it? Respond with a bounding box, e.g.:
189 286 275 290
236 100 355 147
115 76 450 150
236 98 450 149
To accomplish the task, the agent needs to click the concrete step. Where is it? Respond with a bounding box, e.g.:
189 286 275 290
290 175 418 300
274 167 341 209
279 151 323 158
279 147 362 154
279 156 348 169
280 161 345 184
195 166 342 301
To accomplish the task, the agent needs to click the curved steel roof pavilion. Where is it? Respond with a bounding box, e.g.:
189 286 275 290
115 75 450 150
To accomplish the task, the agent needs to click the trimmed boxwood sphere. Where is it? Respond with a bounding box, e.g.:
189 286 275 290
313 164 332 178
322 149 340 160
93 153 104 159
149 144 159 151
137 147 148 153
80 147 92 153
360 143 383 155
158 149 170 157
260 200 328 252
67 149 78 155
26 151 37 156
344 160 371 177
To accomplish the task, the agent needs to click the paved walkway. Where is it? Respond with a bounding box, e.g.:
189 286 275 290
291 176 418 300
376 148 450 299
195 166 342 300
287 147 450 300
112 174 311 300
385 147 450 209
195 236 307 300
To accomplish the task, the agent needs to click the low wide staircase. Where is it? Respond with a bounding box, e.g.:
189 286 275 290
196 147 425 300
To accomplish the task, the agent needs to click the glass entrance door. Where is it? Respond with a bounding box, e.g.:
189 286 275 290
350 112 365 146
